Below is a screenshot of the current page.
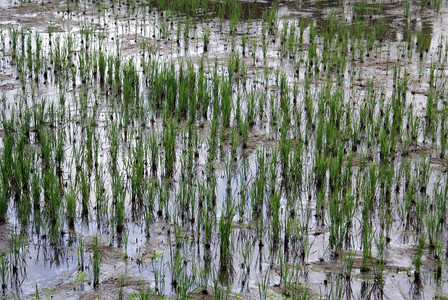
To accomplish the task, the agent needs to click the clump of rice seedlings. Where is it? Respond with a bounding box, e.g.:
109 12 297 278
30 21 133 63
91 236 101 288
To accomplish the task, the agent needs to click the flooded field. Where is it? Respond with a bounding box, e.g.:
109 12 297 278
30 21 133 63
1 0 448 299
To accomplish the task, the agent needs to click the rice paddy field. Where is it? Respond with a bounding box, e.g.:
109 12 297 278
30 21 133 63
1 0 448 298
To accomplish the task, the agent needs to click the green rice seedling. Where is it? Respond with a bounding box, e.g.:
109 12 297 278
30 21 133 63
278 251 291 296
326 275 345 299
55 129 65 175
130 283 153 300
425 210 439 249
65 186 77 228
262 32 268 61
229 0 241 34
240 238 253 283
112 174 125 233
130 136 146 202
123 230 129 258
9 26 18 60
80 171 90 216
118 274 125 300
269 149 278 197
440 105 447 157
77 237 85 271
280 21 289 57
287 21 296 55
107 55 114 88
144 180 156 237
246 90 256 126
270 191 281 246
361 217 373 273
175 18 182 46
123 58 139 108
31 168 40 210
258 271 270 300
328 193 346 253
221 79 232 128
372 232 386 281
9 229 25 274
280 118 291 183
203 28 210 52
203 209 213 250
98 50 106 85
26 31 32 74
240 117 249 148
0 254 8 291
43 169 62 238
108 121 120 175
163 117 177 178
413 235 425 281
177 267 195 298
211 270 225 299
341 250 354 279
416 29 431 57
184 17 190 49
151 254 166 295
417 157 430 193
433 240 444 281
219 200 235 281
91 236 101 288
230 126 238 162
95 167 107 221
114 55 121 92
0 179 6 223
314 152 327 192
404 1 410 18
148 134 158 175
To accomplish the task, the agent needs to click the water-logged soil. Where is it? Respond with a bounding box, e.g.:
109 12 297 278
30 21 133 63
1 0 448 299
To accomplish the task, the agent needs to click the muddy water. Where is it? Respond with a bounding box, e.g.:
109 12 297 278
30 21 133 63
0 0 448 299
